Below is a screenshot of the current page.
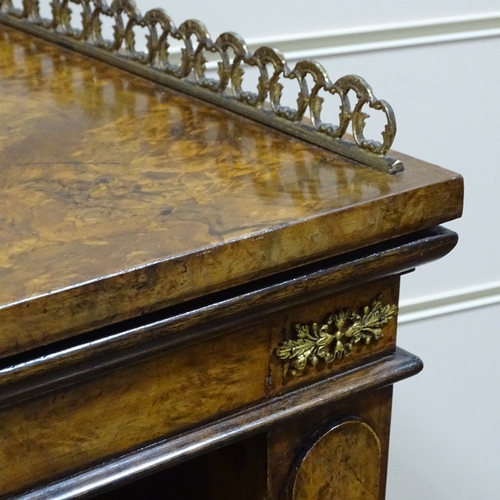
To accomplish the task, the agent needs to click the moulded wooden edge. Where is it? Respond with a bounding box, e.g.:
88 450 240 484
0 176 463 361
0 226 457 407
0 21 464 360
5 348 422 500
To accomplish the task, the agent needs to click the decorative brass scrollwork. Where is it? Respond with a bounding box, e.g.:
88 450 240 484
276 300 397 375
0 0 403 173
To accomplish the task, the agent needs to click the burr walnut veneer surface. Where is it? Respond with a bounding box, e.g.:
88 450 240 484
0 18 465 500
0 26 463 358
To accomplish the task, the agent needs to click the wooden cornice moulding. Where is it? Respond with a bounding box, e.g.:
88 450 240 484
4 349 423 500
0 0 403 173
0 227 457 408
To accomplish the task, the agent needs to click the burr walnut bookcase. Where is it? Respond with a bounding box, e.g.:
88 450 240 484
0 2 463 499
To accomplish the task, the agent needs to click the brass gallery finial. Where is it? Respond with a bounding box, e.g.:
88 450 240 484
0 0 403 173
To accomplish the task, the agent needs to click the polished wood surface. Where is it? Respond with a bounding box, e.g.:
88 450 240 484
0 226 456 410
0 230 455 499
289 420 382 499
91 435 269 500
2 349 419 499
0 25 463 358
0 277 397 495
267 387 393 500
0 18 464 500
1 325 270 493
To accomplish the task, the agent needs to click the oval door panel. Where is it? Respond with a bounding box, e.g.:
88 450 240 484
289 419 381 500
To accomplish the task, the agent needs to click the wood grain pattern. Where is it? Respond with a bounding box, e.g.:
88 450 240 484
0 226 456 409
0 324 270 497
0 25 463 358
0 19 464 500
0 273 396 496
289 420 382 500
268 386 393 500
267 276 400 394
4 351 414 500
90 435 268 500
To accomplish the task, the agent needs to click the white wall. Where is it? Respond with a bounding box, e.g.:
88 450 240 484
138 1 500 41
388 305 500 499
309 31 500 497
134 2 499 497
309 38 500 298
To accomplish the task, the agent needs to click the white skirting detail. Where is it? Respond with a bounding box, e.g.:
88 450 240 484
243 12 500 59
398 281 500 324
197 13 500 70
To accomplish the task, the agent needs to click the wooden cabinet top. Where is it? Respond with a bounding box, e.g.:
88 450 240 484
0 24 463 359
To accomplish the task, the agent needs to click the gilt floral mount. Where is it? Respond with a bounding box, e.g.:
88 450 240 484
276 300 398 375
0 0 402 173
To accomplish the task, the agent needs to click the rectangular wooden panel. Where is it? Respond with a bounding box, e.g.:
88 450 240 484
268 276 400 395
0 325 270 496
0 26 462 359
0 276 398 496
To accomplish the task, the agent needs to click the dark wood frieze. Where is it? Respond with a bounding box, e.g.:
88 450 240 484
0 226 457 408
2 349 422 500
